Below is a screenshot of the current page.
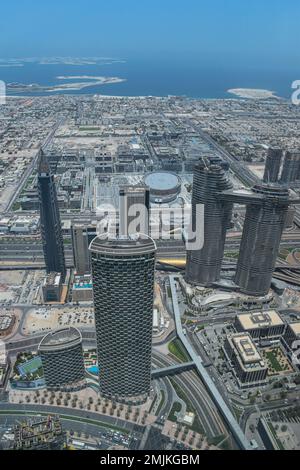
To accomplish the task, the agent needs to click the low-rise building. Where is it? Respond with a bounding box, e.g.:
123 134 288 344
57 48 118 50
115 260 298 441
0 313 15 338
0 356 11 392
283 323 300 367
284 322 300 348
13 416 66 450
42 272 62 303
72 275 94 302
224 333 268 387
0 218 10 233
234 310 285 340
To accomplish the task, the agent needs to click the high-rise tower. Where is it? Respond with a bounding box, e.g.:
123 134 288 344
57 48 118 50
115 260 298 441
235 184 289 296
90 234 156 404
71 223 97 275
263 147 283 183
38 150 66 281
280 151 300 184
185 158 233 286
119 185 150 237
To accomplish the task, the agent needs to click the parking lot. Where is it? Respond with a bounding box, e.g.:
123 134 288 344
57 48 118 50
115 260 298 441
22 306 95 335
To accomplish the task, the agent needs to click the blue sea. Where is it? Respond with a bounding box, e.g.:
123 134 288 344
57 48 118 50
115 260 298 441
0 58 297 99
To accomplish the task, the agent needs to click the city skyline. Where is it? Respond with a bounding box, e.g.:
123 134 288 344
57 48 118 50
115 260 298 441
1 0 300 457
1 92 300 453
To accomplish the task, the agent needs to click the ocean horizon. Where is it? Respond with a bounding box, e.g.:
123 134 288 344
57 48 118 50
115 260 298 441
0 57 298 99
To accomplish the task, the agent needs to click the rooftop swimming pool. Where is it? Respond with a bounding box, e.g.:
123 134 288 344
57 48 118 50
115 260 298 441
87 366 99 375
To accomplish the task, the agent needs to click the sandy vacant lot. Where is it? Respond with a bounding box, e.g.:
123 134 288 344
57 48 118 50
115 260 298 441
0 270 25 285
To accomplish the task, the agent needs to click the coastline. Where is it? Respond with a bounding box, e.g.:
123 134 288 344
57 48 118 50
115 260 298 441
227 88 280 99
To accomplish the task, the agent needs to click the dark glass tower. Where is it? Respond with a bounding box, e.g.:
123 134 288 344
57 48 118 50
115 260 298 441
119 185 150 237
235 184 289 296
90 234 156 404
263 147 283 183
186 158 233 286
71 223 97 275
280 151 300 184
38 150 66 281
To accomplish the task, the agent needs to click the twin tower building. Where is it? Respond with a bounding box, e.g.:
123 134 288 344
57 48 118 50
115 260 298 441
38 148 294 404
186 152 294 297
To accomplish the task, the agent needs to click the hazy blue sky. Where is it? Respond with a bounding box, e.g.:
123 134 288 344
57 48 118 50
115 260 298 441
0 0 299 67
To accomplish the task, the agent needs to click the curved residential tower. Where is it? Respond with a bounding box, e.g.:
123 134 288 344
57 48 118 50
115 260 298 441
235 184 290 297
280 151 300 184
186 158 233 286
90 234 156 404
39 327 86 390
263 147 283 183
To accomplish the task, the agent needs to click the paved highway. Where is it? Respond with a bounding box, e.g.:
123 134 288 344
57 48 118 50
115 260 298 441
153 351 227 439
0 403 142 436
187 121 260 187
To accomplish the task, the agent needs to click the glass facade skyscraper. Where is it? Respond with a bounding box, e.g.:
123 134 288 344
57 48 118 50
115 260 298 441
186 158 233 286
90 234 156 404
38 150 66 281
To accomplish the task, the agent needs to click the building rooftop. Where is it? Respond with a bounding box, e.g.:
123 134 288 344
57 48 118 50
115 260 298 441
289 322 300 336
0 314 14 332
43 272 62 287
232 334 262 364
145 172 181 191
39 327 82 351
228 333 266 372
237 310 284 330
38 149 51 175
120 184 149 193
73 282 93 290
89 234 157 256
